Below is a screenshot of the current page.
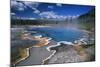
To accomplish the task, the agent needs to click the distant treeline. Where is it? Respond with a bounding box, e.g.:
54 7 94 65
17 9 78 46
79 8 95 18
78 8 95 31
11 19 64 25
78 8 95 23
11 19 42 25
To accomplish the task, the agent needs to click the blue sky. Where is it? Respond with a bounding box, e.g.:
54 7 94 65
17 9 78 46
11 1 94 19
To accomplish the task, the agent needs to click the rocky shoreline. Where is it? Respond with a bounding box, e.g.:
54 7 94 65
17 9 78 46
11 27 95 66
43 41 95 64
11 28 51 66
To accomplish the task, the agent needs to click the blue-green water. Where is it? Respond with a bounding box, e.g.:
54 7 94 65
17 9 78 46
16 26 89 66
28 27 87 42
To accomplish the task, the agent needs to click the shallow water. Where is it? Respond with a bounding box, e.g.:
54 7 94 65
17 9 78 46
16 26 89 66
28 26 87 42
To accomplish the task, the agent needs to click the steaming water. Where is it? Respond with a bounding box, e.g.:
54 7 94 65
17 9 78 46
28 26 87 42
16 26 88 66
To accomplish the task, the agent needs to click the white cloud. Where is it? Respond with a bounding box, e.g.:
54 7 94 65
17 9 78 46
28 17 36 20
48 6 53 9
11 0 17 7
67 15 72 18
33 9 40 14
11 12 16 15
11 1 40 13
72 15 79 19
11 1 26 11
39 11 67 19
39 11 56 19
39 11 79 20
23 1 40 14
56 3 62 7
15 17 36 20
24 1 39 8
18 7 24 11
65 15 80 19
